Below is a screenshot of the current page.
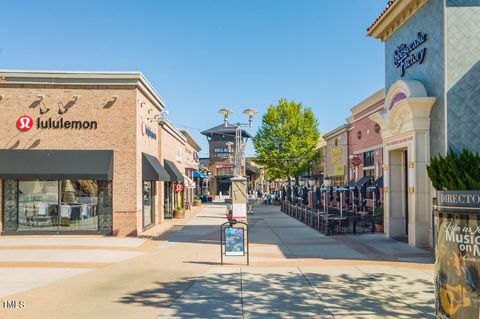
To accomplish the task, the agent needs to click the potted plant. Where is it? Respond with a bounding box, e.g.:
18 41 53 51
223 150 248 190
173 205 185 219
193 197 201 206
374 207 384 232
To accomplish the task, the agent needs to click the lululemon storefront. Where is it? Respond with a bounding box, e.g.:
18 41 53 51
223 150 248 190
0 70 174 236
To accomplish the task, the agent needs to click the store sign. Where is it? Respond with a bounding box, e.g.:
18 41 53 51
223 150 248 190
16 115 34 131
216 163 235 169
393 32 427 77
37 118 98 130
334 164 344 176
175 183 184 193
18 115 98 131
141 121 157 140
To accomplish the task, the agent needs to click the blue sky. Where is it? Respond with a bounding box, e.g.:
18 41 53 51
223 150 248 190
0 0 387 156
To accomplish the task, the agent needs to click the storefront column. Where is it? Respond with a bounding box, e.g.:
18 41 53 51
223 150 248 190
409 130 432 247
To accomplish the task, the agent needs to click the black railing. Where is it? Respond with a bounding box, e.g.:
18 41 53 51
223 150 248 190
280 200 375 236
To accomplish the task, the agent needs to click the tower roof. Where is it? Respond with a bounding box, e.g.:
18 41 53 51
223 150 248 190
201 123 252 138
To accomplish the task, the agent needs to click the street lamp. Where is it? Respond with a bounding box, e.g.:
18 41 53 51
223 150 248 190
217 108 257 177
218 108 234 127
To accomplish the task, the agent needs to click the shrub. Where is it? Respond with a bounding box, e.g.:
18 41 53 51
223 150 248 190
374 207 384 225
427 149 480 190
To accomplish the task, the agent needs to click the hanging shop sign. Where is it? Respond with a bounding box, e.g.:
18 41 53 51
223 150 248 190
175 183 184 193
224 227 245 256
352 157 362 166
141 121 157 140
393 32 427 77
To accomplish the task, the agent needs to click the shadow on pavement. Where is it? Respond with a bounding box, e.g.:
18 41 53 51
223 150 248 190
117 271 434 318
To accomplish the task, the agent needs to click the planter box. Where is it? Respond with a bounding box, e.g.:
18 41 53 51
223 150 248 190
434 190 480 318
173 210 185 219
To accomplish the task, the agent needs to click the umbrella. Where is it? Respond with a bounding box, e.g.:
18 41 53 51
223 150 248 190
315 187 322 209
335 187 349 191
328 186 334 202
302 186 309 205
374 186 381 207
360 186 367 211
353 186 359 208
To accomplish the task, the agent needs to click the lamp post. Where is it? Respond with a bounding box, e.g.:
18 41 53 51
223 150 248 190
218 108 257 177
323 177 332 235
218 108 257 225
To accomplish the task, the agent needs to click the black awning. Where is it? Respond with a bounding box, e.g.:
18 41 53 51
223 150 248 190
368 176 384 189
143 153 170 181
246 165 261 174
0 150 113 180
164 159 184 182
355 175 373 188
346 179 355 188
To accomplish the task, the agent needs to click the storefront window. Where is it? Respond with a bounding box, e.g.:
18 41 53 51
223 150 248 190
59 180 99 231
2 179 112 233
18 181 59 231
363 151 375 167
143 181 154 228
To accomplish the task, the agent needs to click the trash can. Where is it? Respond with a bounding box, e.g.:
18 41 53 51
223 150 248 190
434 190 480 319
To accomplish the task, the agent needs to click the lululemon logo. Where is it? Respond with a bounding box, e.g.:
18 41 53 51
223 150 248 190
16 115 33 131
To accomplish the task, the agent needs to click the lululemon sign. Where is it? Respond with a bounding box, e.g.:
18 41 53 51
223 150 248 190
16 115 34 132
175 183 184 193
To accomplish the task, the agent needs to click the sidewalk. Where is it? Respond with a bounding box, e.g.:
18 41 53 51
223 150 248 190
0 202 435 319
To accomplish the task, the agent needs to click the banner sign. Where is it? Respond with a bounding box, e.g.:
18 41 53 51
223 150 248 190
232 203 247 220
225 227 245 256
435 202 480 318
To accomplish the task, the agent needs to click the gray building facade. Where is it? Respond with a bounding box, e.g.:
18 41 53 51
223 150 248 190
368 0 480 247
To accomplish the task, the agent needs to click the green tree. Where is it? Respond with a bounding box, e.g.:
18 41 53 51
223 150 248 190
253 99 320 180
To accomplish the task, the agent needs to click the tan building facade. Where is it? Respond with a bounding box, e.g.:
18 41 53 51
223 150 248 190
323 125 349 186
0 71 199 236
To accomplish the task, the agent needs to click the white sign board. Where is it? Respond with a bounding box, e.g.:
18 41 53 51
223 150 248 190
232 203 247 220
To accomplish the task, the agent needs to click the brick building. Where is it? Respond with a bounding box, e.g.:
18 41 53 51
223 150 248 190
0 70 200 236
347 89 385 187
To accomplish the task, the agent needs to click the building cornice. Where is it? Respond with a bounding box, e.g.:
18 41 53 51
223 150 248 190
0 70 166 110
367 0 429 42
323 124 350 140
180 129 202 152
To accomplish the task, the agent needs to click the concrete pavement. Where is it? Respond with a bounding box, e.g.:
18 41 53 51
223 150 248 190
0 202 434 318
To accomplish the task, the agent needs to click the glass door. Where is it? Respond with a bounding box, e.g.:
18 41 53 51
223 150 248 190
143 181 154 228
164 182 173 218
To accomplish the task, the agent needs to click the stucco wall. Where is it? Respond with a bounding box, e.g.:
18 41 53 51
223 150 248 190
446 0 480 152
385 0 445 156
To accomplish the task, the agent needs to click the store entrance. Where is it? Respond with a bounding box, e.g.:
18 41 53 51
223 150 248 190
164 182 173 219
388 149 409 239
